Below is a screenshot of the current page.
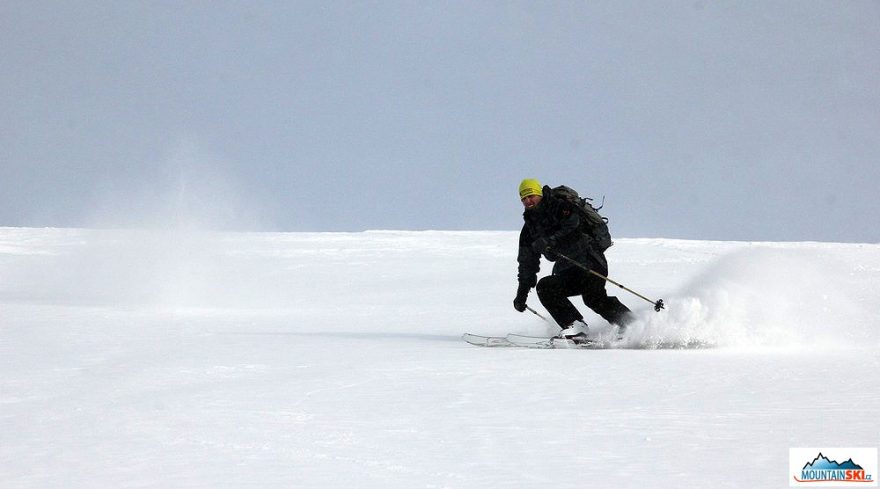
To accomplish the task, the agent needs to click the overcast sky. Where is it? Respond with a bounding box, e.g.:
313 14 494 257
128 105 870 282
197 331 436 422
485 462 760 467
2 1 878 241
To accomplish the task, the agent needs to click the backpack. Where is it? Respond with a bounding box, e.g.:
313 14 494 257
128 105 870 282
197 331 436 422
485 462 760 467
550 185 613 252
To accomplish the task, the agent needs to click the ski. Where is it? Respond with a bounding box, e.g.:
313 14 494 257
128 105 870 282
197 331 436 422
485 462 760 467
503 334 555 348
506 334 609 349
461 333 515 347
462 333 609 349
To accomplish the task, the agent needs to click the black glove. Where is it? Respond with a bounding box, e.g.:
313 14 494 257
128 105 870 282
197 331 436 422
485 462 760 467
513 284 530 312
531 236 555 254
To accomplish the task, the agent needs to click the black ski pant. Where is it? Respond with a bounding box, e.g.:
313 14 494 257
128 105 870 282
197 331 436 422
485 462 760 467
536 265 632 328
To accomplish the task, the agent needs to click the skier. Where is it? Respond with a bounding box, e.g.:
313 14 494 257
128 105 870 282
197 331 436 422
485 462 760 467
513 178 633 340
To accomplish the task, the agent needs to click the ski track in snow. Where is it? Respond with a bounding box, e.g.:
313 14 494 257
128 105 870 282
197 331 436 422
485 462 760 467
0 228 878 488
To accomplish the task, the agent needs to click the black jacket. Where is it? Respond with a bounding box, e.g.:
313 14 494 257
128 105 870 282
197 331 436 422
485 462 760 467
517 185 601 287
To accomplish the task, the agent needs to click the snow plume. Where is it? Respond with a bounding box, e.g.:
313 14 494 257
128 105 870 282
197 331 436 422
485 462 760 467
620 246 865 351
0 228 219 308
84 141 268 231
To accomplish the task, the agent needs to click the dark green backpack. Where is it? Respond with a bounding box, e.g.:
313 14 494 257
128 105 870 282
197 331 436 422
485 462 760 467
551 185 613 252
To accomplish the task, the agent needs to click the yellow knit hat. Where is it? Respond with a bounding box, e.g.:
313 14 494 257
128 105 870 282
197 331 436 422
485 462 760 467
518 178 543 199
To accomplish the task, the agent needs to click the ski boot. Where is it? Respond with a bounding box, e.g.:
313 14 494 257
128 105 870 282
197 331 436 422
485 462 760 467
557 320 590 344
614 312 636 341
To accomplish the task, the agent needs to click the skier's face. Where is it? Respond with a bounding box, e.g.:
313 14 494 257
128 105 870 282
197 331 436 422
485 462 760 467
521 194 542 210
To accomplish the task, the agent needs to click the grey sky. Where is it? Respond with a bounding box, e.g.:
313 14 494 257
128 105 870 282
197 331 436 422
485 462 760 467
2 1 878 241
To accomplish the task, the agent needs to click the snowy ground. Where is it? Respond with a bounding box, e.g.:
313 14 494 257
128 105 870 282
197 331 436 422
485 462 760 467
1 227 877 488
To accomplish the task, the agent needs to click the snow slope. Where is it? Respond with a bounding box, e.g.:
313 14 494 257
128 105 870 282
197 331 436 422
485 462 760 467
1 228 877 488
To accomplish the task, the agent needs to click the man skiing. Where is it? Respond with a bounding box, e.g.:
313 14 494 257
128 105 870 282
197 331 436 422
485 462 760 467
513 178 633 340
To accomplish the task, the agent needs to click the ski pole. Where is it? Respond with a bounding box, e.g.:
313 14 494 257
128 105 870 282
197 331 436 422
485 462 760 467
525 305 549 322
554 251 665 312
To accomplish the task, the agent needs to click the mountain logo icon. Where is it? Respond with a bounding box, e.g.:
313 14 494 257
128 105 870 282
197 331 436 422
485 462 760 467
794 451 875 485
803 453 865 471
